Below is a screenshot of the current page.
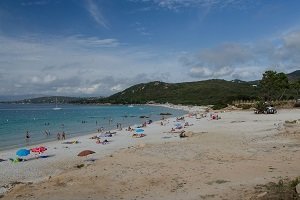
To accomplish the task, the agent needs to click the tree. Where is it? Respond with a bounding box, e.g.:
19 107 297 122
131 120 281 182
260 70 289 101
290 80 300 99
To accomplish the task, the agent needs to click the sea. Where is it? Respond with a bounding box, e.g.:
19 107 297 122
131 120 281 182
0 104 187 151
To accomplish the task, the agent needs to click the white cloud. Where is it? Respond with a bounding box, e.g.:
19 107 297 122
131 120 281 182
137 0 257 11
67 35 120 48
189 66 233 79
30 74 57 84
182 30 300 80
1 28 299 97
110 84 123 92
86 0 109 29
21 0 49 6
0 34 183 96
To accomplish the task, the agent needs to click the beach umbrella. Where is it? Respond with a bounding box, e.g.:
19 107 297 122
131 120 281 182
135 129 144 134
31 146 47 154
16 149 30 157
77 150 95 157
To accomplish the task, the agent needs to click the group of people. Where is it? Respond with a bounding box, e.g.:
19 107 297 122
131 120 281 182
97 127 105 133
57 131 66 140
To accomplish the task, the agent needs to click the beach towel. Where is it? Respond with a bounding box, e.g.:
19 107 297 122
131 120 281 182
62 141 79 144
9 158 24 163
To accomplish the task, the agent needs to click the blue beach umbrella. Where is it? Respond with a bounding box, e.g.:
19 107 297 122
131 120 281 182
135 129 144 134
16 149 30 157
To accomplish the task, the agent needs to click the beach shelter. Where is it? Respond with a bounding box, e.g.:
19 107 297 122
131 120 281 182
133 128 146 138
77 150 95 157
78 150 95 161
135 129 144 134
16 149 30 157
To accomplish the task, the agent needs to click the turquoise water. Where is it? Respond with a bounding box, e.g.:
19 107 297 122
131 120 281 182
0 104 186 151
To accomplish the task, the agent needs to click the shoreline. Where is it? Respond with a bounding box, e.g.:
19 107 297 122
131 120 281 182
0 103 188 152
0 104 195 187
1 106 299 199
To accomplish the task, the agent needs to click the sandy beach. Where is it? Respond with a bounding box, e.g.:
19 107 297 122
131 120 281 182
0 106 299 199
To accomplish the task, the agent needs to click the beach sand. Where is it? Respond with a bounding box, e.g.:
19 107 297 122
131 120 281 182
0 107 299 199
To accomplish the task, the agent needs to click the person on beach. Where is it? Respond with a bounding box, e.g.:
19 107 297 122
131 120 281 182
127 126 132 131
96 138 101 144
57 133 60 140
102 139 109 144
179 130 187 138
116 123 122 130
26 131 30 140
62 131 66 140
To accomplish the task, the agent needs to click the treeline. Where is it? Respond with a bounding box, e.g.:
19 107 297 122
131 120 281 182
73 70 299 108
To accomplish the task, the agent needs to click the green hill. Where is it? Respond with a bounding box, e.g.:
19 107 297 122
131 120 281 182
98 79 259 106
287 70 300 81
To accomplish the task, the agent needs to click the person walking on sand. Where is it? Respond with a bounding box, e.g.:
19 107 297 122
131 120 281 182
57 133 60 140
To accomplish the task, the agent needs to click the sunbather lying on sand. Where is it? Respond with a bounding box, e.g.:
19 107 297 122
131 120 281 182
132 133 146 138
96 138 110 144
102 139 109 144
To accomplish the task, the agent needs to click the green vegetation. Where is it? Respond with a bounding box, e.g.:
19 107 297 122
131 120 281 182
254 177 300 200
9 96 83 104
260 70 290 101
95 79 260 107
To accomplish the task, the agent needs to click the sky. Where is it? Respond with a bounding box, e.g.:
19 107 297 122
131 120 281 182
0 0 300 97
